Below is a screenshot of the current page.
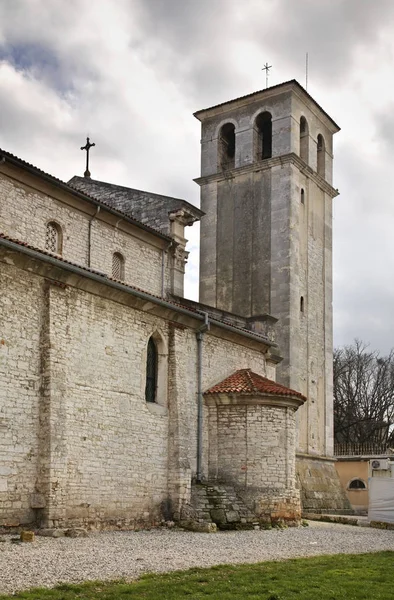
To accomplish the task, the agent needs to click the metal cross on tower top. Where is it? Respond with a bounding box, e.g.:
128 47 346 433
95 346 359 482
262 63 272 89
80 137 95 178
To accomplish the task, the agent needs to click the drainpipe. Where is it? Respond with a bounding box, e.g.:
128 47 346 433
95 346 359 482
196 312 210 483
88 206 100 267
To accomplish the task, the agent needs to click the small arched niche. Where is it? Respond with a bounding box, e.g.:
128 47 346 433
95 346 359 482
299 116 309 164
218 123 236 170
254 111 272 161
348 478 367 490
317 134 326 178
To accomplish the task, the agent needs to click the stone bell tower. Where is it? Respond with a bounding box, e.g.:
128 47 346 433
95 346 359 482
195 81 348 510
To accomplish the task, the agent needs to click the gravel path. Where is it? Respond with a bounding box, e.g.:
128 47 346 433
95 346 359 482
1 522 394 595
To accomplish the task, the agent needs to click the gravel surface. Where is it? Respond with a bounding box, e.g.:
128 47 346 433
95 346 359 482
1 522 394 595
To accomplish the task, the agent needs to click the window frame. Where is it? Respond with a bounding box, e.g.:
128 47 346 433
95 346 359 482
348 478 367 491
112 251 125 281
299 116 309 164
143 331 168 414
145 337 158 403
45 221 63 255
254 111 272 161
218 122 236 171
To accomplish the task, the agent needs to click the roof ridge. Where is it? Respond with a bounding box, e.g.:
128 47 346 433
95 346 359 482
0 148 173 241
69 175 202 210
204 367 306 401
244 368 257 392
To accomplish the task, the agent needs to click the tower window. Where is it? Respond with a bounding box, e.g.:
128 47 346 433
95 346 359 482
145 337 158 403
300 296 304 312
255 111 272 160
317 134 326 178
218 123 236 170
45 221 62 255
300 116 309 164
112 252 125 280
301 188 305 204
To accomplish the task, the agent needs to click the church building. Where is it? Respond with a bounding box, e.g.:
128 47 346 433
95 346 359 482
0 80 348 532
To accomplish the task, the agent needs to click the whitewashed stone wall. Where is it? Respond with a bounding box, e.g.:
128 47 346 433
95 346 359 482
0 254 281 529
0 172 170 297
206 403 300 520
0 264 42 526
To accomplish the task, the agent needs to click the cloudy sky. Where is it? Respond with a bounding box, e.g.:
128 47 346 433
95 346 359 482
1 0 394 353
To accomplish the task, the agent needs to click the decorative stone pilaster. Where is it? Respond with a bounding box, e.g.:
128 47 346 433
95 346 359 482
36 281 69 527
169 210 190 297
167 324 192 520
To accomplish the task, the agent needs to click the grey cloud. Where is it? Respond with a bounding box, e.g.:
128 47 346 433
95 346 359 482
247 0 394 84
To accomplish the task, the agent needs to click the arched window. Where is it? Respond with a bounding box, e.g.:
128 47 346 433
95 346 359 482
255 112 272 160
112 252 125 281
348 479 366 490
218 123 235 170
301 188 305 204
300 116 309 163
145 337 158 403
317 134 326 178
45 221 62 255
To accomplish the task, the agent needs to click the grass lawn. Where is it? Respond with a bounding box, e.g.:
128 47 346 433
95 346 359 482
1 552 394 600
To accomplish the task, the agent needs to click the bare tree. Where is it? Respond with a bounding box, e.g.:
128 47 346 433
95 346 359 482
334 340 394 445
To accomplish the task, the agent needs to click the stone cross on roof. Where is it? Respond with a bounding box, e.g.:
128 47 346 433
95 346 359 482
80 137 95 178
262 62 272 89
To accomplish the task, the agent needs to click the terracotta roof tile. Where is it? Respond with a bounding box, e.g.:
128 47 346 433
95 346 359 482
205 368 306 401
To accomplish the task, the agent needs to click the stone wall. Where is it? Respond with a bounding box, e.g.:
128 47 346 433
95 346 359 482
0 252 276 529
296 455 350 512
0 264 42 526
207 403 300 521
0 171 171 297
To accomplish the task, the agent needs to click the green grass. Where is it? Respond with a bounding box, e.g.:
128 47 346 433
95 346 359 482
2 552 394 599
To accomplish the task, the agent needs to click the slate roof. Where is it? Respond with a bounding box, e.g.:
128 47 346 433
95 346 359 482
68 176 203 235
204 368 306 401
0 148 173 242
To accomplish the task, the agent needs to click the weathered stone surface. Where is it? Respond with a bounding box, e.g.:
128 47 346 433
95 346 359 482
37 529 66 538
30 493 46 509
20 531 35 542
297 457 350 511
65 528 89 538
210 509 226 525
180 521 217 533
226 510 240 523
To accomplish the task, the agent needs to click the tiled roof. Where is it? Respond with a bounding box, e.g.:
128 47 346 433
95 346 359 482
205 368 306 401
0 233 273 347
0 148 172 242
